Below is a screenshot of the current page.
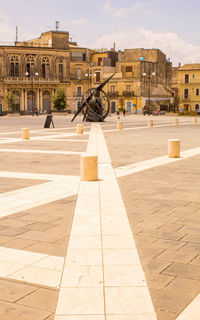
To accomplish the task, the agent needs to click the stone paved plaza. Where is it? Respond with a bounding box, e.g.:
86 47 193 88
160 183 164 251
0 114 200 319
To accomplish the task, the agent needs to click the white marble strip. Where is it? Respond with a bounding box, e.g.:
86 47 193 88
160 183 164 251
176 294 200 320
0 171 75 181
0 148 83 155
0 246 64 288
115 147 200 177
55 123 156 320
36 139 88 142
103 121 195 133
0 176 80 218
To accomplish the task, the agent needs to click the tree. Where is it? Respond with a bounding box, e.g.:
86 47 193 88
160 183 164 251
171 95 180 112
51 87 68 111
5 91 16 112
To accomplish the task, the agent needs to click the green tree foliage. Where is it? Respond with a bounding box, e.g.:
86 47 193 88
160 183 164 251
51 87 67 111
5 91 16 112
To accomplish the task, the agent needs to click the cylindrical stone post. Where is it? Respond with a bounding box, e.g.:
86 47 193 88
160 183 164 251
174 118 179 126
193 118 197 124
148 119 153 127
81 154 98 181
117 121 123 131
168 139 180 158
22 128 30 140
77 124 83 134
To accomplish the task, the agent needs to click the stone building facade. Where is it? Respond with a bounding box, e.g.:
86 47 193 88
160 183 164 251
178 64 200 112
0 29 173 114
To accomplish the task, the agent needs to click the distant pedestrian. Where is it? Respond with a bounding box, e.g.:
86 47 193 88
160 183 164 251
143 106 146 115
123 108 126 117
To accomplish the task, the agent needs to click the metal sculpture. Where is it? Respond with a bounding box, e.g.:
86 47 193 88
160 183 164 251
71 73 116 122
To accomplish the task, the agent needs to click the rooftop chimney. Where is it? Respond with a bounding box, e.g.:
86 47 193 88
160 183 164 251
56 21 59 31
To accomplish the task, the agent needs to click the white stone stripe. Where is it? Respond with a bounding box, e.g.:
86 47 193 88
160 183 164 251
176 294 200 320
37 139 88 142
0 148 83 155
103 121 195 133
0 171 77 181
0 177 80 218
55 123 157 319
115 147 200 177
0 246 64 288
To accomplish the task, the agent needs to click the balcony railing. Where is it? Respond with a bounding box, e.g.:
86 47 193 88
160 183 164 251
123 91 135 97
180 95 190 101
73 92 83 98
108 91 119 97
0 77 62 84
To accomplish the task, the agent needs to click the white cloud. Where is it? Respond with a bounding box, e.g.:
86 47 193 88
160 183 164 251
71 18 88 26
103 1 148 18
91 28 200 66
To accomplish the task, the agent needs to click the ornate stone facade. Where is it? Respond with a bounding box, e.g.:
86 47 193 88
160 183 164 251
0 29 173 114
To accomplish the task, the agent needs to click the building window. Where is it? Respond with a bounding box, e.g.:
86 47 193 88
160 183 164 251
58 59 63 78
126 85 131 92
77 86 82 96
193 74 195 79
95 71 101 82
26 55 35 76
185 74 189 83
98 58 102 66
10 56 19 77
184 88 189 99
126 66 132 72
195 104 199 110
196 88 199 96
111 85 116 93
42 57 50 78
77 68 82 80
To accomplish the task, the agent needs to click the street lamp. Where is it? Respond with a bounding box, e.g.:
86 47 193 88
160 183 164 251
85 72 92 90
143 71 155 115
26 71 39 113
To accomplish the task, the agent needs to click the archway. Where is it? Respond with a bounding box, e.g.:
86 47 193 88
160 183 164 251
42 90 51 112
27 90 36 113
13 90 20 112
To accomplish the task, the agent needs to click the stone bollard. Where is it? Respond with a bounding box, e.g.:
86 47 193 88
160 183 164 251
168 139 180 158
174 118 179 126
77 124 83 134
81 154 98 181
193 118 197 124
22 128 30 140
148 119 153 127
117 121 123 131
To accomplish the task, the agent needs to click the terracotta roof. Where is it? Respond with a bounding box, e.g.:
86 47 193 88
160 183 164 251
179 64 200 71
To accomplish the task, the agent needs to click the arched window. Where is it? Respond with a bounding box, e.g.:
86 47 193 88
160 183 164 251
26 55 35 77
58 58 63 78
10 56 19 77
42 57 50 78
195 104 199 110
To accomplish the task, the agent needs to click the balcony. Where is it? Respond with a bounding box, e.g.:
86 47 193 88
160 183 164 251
108 91 119 97
180 95 191 102
1 77 61 84
123 91 135 97
73 92 83 98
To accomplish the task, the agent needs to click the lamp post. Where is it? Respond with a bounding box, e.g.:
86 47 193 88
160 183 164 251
26 71 38 113
143 70 155 115
85 71 92 90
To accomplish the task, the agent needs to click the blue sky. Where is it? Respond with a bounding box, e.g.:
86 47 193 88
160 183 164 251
1 0 200 65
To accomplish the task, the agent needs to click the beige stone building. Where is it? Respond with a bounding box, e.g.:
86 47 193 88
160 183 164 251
178 64 200 112
0 29 173 115
89 48 172 114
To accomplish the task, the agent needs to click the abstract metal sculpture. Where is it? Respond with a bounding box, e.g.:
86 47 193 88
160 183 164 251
71 73 116 122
